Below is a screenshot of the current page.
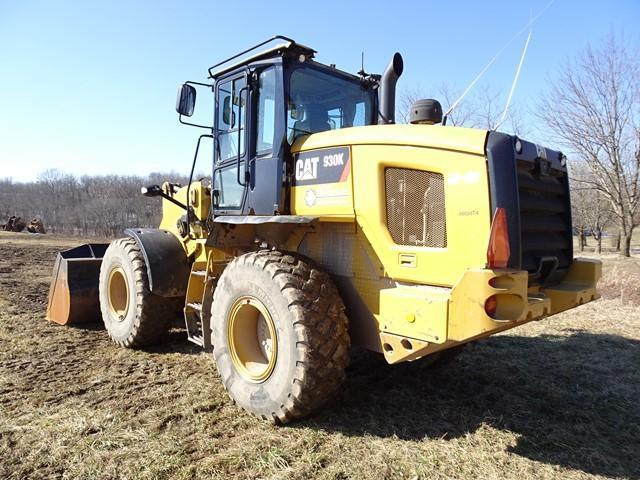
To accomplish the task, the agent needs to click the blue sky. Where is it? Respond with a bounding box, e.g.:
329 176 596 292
0 0 638 182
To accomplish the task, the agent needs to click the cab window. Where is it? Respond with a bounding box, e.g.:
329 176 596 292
287 66 373 144
217 76 247 162
214 163 244 209
256 67 276 155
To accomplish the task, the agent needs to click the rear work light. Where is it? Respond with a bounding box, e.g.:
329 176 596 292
485 295 498 317
487 207 510 269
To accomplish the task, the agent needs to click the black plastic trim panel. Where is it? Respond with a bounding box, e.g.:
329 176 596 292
124 228 190 297
486 132 522 269
485 132 573 285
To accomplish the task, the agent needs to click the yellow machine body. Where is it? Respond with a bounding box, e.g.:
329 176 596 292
159 123 601 364
40 38 602 425
45 124 600 364
45 124 600 363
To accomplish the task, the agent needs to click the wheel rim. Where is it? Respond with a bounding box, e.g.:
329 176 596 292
107 267 129 321
227 296 278 383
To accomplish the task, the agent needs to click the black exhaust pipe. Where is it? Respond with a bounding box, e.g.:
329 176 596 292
378 52 404 124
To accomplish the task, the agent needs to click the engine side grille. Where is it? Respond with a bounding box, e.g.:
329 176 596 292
385 168 446 247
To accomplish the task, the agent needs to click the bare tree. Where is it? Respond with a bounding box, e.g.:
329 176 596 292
399 83 526 135
537 33 640 257
1 171 192 238
570 166 614 253
398 86 424 124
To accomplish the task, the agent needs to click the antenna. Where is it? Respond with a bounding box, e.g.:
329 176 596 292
443 0 556 119
358 51 366 77
494 29 532 131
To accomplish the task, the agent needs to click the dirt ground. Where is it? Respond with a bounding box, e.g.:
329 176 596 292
0 231 638 480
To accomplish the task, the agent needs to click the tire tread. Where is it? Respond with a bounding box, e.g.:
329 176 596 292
100 237 179 348
212 250 350 424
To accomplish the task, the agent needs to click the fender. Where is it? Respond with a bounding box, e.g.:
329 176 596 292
124 228 190 297
206 215 318 248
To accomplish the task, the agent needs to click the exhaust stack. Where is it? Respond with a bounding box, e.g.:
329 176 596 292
378 52 404 124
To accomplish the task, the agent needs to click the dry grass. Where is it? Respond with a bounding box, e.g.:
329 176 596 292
575 233 640 306
0 231 639 480
594 256 640 306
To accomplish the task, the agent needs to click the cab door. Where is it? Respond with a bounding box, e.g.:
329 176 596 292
245 65 287 215
213 64 286 217
213 73 249 214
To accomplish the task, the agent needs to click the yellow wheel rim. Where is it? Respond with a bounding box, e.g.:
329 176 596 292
107 267 129 321
227 296 278 383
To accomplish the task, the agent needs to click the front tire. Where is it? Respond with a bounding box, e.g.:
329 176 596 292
211 250 350 424
99 237 179 347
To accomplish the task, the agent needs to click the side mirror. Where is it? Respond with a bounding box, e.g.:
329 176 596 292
176 84 196 117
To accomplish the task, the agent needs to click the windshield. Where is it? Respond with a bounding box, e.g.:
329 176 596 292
287 66 373 144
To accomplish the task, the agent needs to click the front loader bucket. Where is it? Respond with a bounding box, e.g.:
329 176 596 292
46 243 110 325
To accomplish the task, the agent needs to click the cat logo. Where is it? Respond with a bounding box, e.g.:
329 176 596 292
293 146 350 186
295 156 320 181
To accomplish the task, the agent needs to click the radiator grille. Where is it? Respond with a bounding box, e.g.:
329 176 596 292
517 163 572 273
385 168 446 247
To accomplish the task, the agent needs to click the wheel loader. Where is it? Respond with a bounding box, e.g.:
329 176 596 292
46 36 601 424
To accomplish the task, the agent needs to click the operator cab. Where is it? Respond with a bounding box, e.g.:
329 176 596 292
176 36 379 217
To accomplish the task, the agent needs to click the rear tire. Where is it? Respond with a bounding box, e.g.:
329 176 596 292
99 237 180 347
211 250 350 424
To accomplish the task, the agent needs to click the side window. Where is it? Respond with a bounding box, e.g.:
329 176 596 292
256 67 276 155
214 75 247 210
327 102 365 129
327 107 343 129
286 68 373 144
214 164 244 209
217 76 247 163
353 101 366 127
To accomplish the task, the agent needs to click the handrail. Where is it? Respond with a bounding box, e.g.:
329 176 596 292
235 85 249 187
208 35 314 78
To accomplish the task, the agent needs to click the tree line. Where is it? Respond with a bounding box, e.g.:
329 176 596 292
0 170 190 238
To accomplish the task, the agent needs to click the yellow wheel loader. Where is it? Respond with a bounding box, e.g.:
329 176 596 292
46 36 601 424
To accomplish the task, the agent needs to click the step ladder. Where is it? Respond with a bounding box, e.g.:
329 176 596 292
184 267 213 348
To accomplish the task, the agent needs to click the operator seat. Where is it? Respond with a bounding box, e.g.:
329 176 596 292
307 106 331 133
288 104 331 143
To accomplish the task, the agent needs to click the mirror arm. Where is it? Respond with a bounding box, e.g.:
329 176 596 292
141 185 189 211
178 81 215 130
186 134 214 238
178 114 214 130
186 80 213 89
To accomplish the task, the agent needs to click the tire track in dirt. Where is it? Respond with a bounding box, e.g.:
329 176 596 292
0 236 236 478
1 233 639 480
0 239 223 437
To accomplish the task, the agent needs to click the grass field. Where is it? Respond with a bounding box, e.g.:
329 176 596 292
0 231 638 480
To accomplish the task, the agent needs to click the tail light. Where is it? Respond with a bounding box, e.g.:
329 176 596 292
485 295 498 317
487 207 510 269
